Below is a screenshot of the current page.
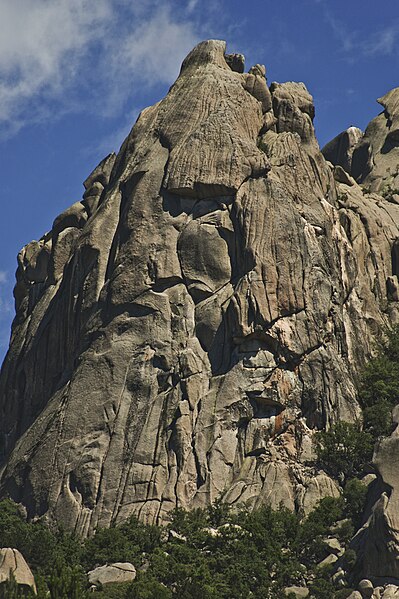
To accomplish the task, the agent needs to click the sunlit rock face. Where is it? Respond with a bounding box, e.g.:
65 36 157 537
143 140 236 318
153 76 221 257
0 40 398 542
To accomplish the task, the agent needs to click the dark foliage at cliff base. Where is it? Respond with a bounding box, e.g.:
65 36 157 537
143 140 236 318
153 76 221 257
0 496 363 598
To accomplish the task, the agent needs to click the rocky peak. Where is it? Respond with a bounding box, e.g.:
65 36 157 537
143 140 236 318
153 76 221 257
0 42 398 586
323 86 399 196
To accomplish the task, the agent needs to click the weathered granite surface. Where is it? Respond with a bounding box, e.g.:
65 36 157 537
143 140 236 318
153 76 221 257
0 41 398 547
0 548 36 592
88 562 136 587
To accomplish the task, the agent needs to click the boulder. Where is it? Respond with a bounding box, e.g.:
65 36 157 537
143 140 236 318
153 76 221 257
318 553 338 568
284 586 309 597
382 585 399 598
0 548 36 593
323 537 343 556
358 579 374 598
88 562 136 587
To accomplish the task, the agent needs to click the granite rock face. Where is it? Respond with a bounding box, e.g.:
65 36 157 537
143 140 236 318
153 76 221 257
322 88 399 581
322 126 363 174
0 548 36 593
323 87 399 195
88 562 136 587
0 41 399 544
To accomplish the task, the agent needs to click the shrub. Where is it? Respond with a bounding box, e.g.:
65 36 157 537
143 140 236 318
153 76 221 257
0 572 35 599
45 559 89 599
360 325 399 408
363 399 392 439
127 575 172 599
315 422 374 480
309 570 336 599
360 357 399 407
82 516 161 571
381 183 399 202
343 479 368 528
342 548 357 569
296 496 344 565
0 496 359 599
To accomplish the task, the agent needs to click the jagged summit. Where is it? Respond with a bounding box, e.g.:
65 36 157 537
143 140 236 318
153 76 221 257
322 86 399 194
0 40 399 580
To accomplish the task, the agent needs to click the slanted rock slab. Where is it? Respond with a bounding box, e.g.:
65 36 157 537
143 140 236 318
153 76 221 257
0 548 36 593
88 562 136 587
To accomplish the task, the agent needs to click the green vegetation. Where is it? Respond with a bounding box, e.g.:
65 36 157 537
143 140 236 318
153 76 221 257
360 325 399 410
315 421 374 481
316 326 399 480
0 497 356 599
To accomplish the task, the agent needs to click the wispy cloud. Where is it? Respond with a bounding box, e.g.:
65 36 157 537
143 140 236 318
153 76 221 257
187 0 199 13
0 0 112 136
111 5 199 88
0 0 202 138
323 10 354 53
0 297 12 314
362 27 399 57
314 1 399 62
0 272 6 284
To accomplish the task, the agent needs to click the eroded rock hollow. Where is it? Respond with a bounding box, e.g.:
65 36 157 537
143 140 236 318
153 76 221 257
1 41 399 572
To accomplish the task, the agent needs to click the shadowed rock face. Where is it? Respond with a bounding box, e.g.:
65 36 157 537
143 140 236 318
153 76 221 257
0 40 398 542
323 87 399 196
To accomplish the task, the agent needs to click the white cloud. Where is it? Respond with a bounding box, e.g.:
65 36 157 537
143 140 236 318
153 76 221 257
0 297 12 313
0 272 6 284
362 27 399 57
114 6 199 86
187 0 199 12
0 0 201 137
0 0 112 135
316 3 399 61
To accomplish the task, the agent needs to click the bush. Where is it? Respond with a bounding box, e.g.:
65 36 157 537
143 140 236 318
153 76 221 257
45 559 89 599
363 399 392 439
343 479 368 528
82 516 161 571
360 357 399 407
0 496 360 599
0 572 36 598
315 422 374 480
309 570 336 599
296 497 344 565
360 325 399 408
127 575 172 599
0 499 82 576
342 548 357 569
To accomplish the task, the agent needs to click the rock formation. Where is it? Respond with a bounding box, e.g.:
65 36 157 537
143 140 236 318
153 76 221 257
0 40 398 576
0 548 36 593
321 88 399 582
88 562 136 588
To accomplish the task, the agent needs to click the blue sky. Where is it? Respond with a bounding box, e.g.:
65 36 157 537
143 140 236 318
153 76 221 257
0 0 399 364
